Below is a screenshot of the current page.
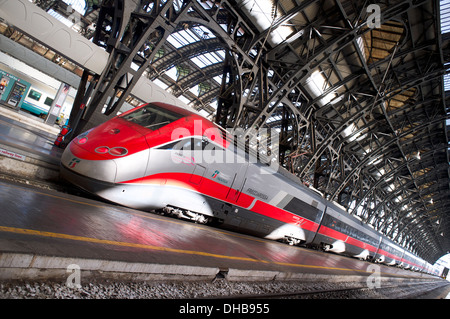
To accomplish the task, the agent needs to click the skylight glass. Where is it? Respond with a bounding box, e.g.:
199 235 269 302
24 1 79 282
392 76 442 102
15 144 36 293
47 9 73 27
444 71 450 91
190 52 223 68
165 66 178 80
167 30 198 48
190 56 208 68
178 95 191 104
46 0 86 28
303 70 335 106
63 0 86 15
167 33 185 49
199 109 210 118
440 0 450 33
237 0 294 46
441 1 450 92
189 85 199 95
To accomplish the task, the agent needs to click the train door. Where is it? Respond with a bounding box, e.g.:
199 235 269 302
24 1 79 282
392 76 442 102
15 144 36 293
226 163 248 202
373 237 383 262
190 164 206 185
399 249 406 268
310 206 327 244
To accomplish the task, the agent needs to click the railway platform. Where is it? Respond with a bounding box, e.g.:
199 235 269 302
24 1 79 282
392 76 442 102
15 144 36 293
0 178 442 280
0 176 441 285
0 105 445 297
0 104 62 182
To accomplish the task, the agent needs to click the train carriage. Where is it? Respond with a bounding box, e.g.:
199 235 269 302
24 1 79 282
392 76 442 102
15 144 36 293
311 203 382 260
60 102 436 275
375 237 403 266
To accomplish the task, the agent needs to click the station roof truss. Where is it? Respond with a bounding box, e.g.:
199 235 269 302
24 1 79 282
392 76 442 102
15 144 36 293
6 0 449 263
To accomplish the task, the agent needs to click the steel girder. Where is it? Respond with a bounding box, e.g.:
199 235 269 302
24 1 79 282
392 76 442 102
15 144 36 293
227 0 449 262
231 0 449 263
148 37 225 76
60 0 449 262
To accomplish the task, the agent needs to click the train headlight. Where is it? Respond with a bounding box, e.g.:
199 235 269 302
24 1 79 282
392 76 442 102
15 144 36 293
94 146 128 156
95 146 110 154
109 147 128 156
75 128 92 145
77 137 88 144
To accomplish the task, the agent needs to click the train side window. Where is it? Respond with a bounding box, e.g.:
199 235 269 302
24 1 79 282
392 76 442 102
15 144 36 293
157 138 224 151
349 226 356 238
360 232 365 242
346 224 352 235
201 138 209 150
157 141 179 150
324 215 334 227
181 138 193 150
202 138 225 152
156 138 192 150
284 197 320 221
193 138 203 150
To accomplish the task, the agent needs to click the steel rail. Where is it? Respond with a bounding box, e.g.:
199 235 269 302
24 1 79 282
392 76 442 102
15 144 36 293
205 280 447 299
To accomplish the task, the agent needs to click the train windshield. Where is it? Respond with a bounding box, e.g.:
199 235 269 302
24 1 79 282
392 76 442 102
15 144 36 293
120 103 184 130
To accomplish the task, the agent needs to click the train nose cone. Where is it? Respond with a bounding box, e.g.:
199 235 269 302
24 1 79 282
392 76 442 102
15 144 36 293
61 144 118 184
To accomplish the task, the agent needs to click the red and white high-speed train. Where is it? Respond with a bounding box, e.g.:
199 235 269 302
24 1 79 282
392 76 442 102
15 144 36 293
60 102 437 274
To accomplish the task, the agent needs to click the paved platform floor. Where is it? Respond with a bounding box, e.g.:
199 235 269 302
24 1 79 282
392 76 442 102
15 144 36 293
0 104 439 284
0 179 437 282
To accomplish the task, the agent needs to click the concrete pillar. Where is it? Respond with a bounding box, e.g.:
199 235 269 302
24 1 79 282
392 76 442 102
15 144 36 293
45 83 70 125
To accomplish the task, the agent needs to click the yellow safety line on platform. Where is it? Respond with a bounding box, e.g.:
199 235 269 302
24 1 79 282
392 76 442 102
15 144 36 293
0 180 276 245
0 225 366 274
0 182 425 279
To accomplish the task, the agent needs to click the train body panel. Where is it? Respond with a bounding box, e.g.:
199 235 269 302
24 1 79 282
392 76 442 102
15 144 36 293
60 102 435 275
375 237 403 266
61 146 118 183
312 204 382 260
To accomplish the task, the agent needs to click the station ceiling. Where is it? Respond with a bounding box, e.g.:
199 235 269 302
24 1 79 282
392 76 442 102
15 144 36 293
1 0 449 263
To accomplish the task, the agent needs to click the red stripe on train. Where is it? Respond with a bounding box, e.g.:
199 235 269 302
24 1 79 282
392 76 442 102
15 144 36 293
122 172 319 232
123 172 407 263
318 225 379 253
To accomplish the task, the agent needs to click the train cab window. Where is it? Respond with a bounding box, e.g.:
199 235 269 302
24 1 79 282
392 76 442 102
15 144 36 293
158 137 223 152
201 138 225 153
121 103 183 130
176 138 197 151
156 139 186 150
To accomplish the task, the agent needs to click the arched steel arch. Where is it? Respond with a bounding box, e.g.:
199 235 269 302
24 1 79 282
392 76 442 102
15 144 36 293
148 37 225 76
169 62 224 97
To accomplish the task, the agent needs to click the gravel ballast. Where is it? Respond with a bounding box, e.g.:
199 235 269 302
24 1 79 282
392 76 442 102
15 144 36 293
1 278 447 299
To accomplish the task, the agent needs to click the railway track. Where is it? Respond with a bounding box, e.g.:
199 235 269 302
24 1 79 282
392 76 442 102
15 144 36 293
2 173 447 300
207 280 450 299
